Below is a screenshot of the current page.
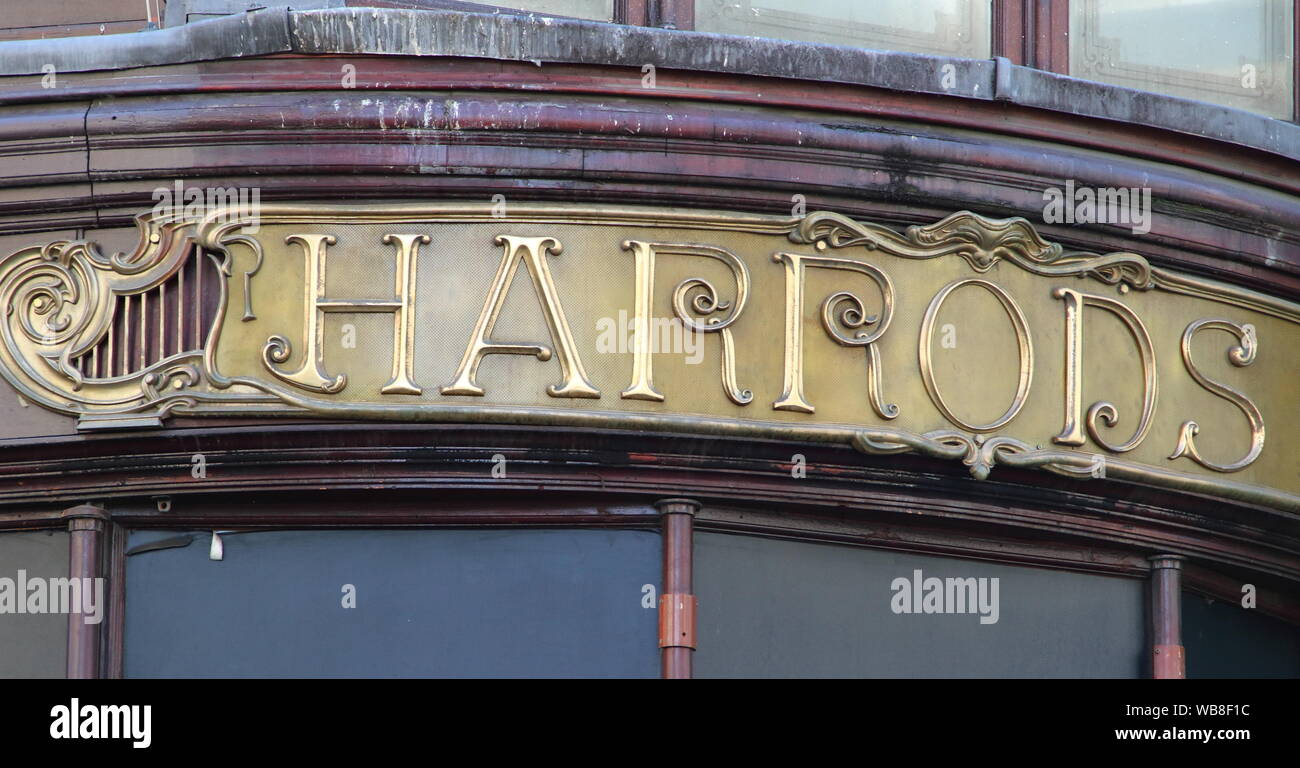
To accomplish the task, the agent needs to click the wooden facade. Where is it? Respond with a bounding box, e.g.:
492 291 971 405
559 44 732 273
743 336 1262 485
0 3 1296 678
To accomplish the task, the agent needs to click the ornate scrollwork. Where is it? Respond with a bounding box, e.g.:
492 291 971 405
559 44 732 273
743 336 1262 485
818 285 897 420
673 271 754 405
772 250 897 417
0 202 1293 513
0 205 268 425
621 240 753 406
794 210 1155 290
851 428 1112 482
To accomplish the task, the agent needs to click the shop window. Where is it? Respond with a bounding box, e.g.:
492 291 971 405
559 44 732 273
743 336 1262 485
0 529 70 679
694 532 1145 678
695 0 993 58
124 528 659 677
492 1 615 20
1070 0 1294 120
1183 591 1300 677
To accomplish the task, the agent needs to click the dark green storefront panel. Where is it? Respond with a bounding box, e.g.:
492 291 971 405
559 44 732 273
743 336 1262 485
1183 592 1300 678
0 528 69 679
696 532 1145 678
126 528 659 678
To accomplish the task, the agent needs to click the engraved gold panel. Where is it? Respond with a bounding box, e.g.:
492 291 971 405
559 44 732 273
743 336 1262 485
1 203 1296 511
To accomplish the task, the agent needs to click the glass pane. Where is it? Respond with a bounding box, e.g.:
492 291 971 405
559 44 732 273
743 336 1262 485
0 529 70 679
125 529 659 677
696 532 1146 678
498 1 614 21
1070 0 1294 120
696 0 992 58
1183 592 1300 677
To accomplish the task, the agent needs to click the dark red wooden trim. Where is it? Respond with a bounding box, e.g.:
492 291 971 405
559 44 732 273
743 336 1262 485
1149 554 1186 679
105 521 127 679
1183 562 1300 627
669 0 693 31
2 424 1296 591
63 504 107 679
1034 0 1069 74
993 0 1031 66
657 498 697 678
0 55 1291 194
108 492 662 529
653 0 672 30
0 511 73 530
699 505 1151 578
1 59 1295 293
616 0 650 26
0 21 143 42
0 0 143 26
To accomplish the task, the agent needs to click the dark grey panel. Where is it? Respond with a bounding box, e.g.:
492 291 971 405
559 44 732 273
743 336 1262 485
0 529 69 679
1183 592 1300 678
696 532 1145 678
126 528 659 678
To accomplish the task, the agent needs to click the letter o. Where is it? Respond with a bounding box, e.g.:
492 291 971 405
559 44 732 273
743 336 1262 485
919 278 1034 433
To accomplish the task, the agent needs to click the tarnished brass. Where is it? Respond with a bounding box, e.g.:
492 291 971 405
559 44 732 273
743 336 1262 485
0 203 1295 510
620 240 752 405
772 250 895 416
1051 287 1158 453
919 278 1032 433
441 235 599 399
1169 319 1265 472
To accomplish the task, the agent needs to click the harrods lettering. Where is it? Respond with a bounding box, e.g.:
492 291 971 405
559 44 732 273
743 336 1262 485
257 226 1265 472
1 206 1286 501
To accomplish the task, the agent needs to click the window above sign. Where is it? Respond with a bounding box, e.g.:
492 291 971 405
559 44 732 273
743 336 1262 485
487 0 1298 121
472 0 615 21
1069 0 1295 121
0 0 1295 122
695 0 993 59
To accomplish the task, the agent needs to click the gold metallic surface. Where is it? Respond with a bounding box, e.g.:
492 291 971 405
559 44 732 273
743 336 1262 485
772 250 895 415
1051 287 1158 453
620 240 752 405
919 278 1033 433
0 203 1296 510
1169 319 1266 472
441 235 600 399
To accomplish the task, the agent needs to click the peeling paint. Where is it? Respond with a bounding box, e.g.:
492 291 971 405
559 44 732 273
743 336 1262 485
0 6 1288 160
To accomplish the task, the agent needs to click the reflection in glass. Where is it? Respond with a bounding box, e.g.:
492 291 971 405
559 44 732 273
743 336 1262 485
499 0 614 21
694 532 1146 678
1070 0 1294 119
696 0 993 58
0 529 69 679
124 529 660 678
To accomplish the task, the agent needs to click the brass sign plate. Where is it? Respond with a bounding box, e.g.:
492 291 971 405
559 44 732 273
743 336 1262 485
2 203 1295 509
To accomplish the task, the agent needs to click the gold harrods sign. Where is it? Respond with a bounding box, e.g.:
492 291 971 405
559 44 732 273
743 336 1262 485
1 203 1296 510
